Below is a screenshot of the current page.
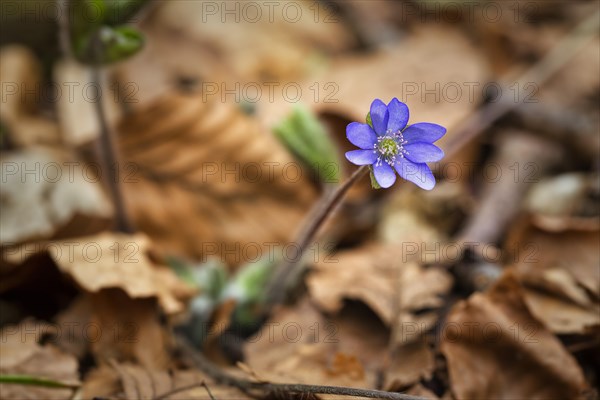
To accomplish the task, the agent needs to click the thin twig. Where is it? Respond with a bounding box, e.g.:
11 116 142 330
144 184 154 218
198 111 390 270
456 132 562 246
177 335 426 400
452 132 562 291
265 165 368 306
443 9 600 159
91 35 135 233
154 381 215 400
57 0 72 59
512 102 599 159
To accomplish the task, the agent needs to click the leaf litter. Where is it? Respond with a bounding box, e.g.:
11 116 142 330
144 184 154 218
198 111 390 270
1 1 599 399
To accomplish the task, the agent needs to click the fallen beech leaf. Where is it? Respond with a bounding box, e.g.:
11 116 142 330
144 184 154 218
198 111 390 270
521 288 599 335
89 290 170 369
0 46 39 121
308 248 448 388
307 243 396 323
525 173 600 232
384 337 434 391
441 271 588 400
0 46 61 148
7 232 191 314
54 59 121 146
405 383 439 399
383 260 443 389
80 363 121 399
0 148 112 245
307 244 452 325
510 226 599 298
0 321 80 400
118 93 318 266
243 298 385 394
52 292 171 369
53 295 95 359
115 0 354 108
507 224 600 334
379 181 468 245
82 361 250 400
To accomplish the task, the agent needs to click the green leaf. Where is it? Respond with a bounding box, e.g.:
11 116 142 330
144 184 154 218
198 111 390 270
70 0 106 58
69 0 145 65
166 256 198 288
97 25 144 63
0 374 79 389
196 260 229 300
366 112 373 129
167 257 228 300
274 105 341 184
223 258 274 304
223 257 276 328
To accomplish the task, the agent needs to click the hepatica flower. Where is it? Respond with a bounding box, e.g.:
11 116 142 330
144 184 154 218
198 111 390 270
345 98 446 190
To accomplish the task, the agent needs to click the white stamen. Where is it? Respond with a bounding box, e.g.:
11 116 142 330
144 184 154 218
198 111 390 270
374 130 408 166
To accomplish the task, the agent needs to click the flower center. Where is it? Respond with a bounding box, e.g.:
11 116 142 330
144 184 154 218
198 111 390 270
373 129 409 166
378 138 398 156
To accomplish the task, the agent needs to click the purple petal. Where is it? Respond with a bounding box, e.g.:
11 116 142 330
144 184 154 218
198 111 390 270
370 99 389 135
404 143 445 163
387 98 409 132
403 123 446 144
373 163 396 188
345 150 377 165
347 122 377 149
395 158 436 190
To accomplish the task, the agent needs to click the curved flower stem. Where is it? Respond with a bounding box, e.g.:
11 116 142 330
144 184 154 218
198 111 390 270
265 165 368 306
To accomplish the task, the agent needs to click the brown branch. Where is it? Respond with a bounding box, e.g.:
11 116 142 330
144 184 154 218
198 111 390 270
177 334 427 400
512 102 599 160
456 132 562 245
265 165 368 306
452 131 562 291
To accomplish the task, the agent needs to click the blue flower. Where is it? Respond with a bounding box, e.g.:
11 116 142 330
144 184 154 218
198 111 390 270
345 98 446 190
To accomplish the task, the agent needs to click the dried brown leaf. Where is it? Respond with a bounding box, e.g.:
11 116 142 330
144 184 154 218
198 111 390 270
507 223 600 334
115 0 354 108
384 337 434 391
0 46 61 148
244 298 386 396
89 290 170 369
118 93 318 266
441 271 588 400
52 291 171 369
0 149 112 245
307 244 452 325
307 245 449 389
6 232 192 314
525 173 600 232
54 59 121 146
0 321 80 400
82 361 249 400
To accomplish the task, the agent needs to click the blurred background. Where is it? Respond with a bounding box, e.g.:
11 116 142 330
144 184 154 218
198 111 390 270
1 1 599 399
